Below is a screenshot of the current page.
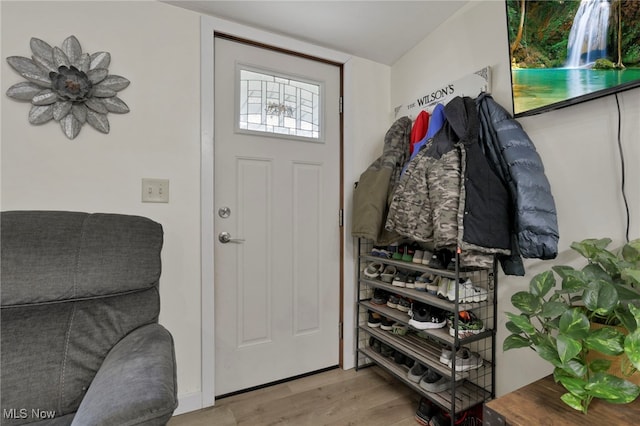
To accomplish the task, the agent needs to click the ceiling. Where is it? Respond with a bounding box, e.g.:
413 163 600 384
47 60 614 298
164 1 469 65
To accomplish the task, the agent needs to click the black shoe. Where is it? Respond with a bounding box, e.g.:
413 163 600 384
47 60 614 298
380 343 394 357
368 336 381 353
367 310 382 327
428 249 453 269
393 351 406 365
415 397 438 426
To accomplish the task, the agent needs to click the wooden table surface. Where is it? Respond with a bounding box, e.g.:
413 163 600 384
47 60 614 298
484 374 640 425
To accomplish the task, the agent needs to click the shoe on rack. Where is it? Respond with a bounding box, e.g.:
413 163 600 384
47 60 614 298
386 294 400 309
364 262 384 278
401 244 414 262
428 249 453 269
439 346 453 365
458 279 488 303
393 351 407 365
367 311 382 328
409 303 446 330
369 336 381 353
407 362 427 383
405 275 416 289
371 288 389 305
428 411 449 426
413 248 424 264
415 397 438 426
447 347 483 372
437 278 453 299
396 297 411 313
425 275 440 295
380 265 397 283
404 356 415 369
414 272 430 292
447 310 485 338
380 343 395 357
372 246 392 258
447 278 463 302
419 368 450 393
392 244 404 260
380 317 395 331
391 323 408 336
421 250 434 265
392 273 407 288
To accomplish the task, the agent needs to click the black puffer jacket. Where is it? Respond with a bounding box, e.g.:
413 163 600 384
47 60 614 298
476 93 559 264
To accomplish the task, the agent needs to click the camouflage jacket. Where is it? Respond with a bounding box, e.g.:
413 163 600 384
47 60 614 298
386 97 512 268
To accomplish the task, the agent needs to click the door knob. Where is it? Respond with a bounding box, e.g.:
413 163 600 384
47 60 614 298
218 231 244 244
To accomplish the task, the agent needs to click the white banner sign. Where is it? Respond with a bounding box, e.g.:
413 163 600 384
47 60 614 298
394 66 491 120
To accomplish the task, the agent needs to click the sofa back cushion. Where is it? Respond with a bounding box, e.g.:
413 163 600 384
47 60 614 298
0 211 164 421
1 211 162 306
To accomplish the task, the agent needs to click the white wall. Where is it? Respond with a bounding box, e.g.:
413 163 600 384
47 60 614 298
1 0 203 408
343 57 391 369
390 1 640 396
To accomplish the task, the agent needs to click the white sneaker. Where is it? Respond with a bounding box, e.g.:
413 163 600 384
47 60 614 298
446 279 459 302
437 278 451 299
459 279 488 303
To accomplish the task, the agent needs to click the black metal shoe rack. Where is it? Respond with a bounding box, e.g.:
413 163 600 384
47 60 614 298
355 238 497 426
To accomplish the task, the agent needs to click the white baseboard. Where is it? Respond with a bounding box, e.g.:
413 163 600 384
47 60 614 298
173 391 206 416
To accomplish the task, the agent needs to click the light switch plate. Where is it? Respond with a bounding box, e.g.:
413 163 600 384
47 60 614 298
142 178 169 203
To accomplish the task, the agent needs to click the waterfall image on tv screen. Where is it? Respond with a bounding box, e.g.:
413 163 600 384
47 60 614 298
506 0 640 117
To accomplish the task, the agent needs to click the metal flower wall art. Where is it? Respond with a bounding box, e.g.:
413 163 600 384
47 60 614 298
5 35 130 139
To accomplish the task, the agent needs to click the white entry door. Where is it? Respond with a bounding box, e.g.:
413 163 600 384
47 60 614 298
213 36 341 396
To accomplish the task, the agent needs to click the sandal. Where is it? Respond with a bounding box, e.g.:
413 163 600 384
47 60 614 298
363 262 384 278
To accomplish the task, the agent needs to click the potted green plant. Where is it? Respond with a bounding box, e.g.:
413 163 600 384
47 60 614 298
503 238 640 413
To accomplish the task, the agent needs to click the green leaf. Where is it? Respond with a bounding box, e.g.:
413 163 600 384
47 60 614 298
505 312 536 335
557 333 582 364
585 373 640 403
511 291 541 315
614 281 640 302
559 309 590 340
530 271 555 298
582 263 613 283
589 358 612 373
505 320 522 334
560 392 585 412
571 238 612 260
559 358 588 378
621 268 640 287
585 326 625 355
624 329 640 370
615 305 637 332
583 280 618 316
557 376 587 398
555 268 589 292
503 334 532 351
542 301 569 319
622 239 640 263
535 340 562 367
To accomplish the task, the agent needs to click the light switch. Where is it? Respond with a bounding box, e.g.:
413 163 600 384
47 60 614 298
142 178 169 203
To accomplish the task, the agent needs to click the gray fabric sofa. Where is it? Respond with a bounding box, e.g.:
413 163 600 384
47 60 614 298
1 211 178 425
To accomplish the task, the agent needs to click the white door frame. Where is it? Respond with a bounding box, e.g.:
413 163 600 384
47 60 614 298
199 15 356 410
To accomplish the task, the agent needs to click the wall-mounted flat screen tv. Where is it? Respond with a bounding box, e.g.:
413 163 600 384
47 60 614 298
506 0 640 117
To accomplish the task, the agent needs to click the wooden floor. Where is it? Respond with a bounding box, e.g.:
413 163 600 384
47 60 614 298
168 366 420 426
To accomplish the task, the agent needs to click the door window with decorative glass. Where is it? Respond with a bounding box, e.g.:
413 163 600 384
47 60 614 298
237 66 323 142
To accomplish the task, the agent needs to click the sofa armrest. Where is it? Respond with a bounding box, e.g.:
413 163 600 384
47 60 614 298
72 324 178 426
